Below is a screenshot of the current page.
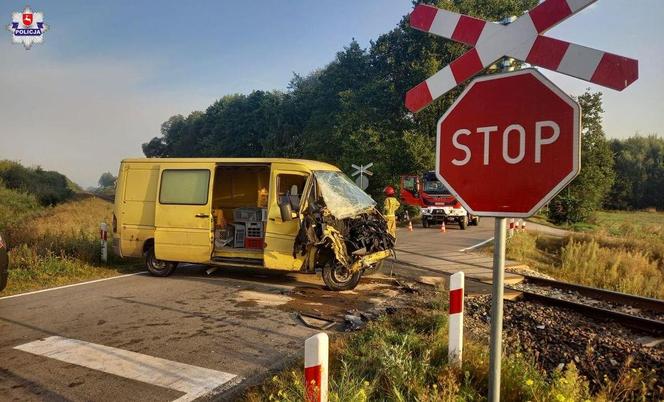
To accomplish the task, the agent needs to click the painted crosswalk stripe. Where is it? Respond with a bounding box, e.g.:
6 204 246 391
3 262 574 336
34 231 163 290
14 336 240 402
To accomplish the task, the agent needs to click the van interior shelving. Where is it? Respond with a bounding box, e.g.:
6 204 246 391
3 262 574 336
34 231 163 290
211 164 307 262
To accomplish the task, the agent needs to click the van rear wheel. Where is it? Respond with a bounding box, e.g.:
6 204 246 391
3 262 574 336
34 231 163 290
322 260 362 291
145 246 177 277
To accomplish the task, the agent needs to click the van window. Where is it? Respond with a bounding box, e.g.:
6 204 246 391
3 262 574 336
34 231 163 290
160 170 210 205
277 174 307 212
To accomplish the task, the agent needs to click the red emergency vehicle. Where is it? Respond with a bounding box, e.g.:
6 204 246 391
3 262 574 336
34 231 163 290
400 172 479 229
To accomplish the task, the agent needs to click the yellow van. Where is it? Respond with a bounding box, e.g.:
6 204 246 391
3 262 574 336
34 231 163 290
112 158 394 290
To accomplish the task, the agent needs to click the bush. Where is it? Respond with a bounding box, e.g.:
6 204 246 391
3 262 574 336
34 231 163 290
0 184 42 232
0 160 74 206
548 193 592 225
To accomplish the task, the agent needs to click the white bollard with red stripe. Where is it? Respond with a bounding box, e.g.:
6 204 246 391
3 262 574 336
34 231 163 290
521 220 527 232
448 271 464 366
100 222 108 263
304 333 328 402
509 219 515 237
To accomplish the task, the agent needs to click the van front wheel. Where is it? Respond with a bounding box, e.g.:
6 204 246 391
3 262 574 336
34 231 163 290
322 261 362 291
145 246 177 277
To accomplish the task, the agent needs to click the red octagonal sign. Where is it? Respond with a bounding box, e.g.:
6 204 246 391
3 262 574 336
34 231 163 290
436 69 580 217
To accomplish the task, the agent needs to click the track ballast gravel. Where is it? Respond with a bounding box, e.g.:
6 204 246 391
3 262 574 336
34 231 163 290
465 295 663 397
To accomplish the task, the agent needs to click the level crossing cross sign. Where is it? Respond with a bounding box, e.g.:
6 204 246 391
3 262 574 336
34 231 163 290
405 0 638 113
351 163 373 190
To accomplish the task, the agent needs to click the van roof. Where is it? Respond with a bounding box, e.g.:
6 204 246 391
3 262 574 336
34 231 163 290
120 157 341 171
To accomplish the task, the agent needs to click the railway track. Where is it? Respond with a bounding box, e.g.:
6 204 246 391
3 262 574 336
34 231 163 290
507 275 664 336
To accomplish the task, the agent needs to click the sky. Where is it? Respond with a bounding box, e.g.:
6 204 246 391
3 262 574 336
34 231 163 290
0 1 662 188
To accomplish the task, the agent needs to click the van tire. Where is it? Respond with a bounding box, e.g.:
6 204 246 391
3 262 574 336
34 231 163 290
145 246 177 277
322 260 362 291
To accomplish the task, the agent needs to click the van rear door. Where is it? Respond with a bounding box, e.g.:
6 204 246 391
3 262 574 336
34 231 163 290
154 165 214 263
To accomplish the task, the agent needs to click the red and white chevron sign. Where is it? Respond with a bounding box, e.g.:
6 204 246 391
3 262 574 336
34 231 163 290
405 0 639 113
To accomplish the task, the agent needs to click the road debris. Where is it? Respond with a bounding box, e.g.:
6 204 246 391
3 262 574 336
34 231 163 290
297 312 337 330
278 278 422 333
343 314 364 331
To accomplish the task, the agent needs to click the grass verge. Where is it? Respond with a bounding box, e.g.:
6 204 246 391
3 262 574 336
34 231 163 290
244 290 649 401
2 194 141 296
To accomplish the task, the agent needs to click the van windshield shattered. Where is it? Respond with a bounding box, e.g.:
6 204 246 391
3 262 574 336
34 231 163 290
314 171 376 219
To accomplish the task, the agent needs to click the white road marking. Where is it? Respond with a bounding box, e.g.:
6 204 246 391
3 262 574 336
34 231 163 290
0 272 148 301
459 237 494 252
15 336 239 402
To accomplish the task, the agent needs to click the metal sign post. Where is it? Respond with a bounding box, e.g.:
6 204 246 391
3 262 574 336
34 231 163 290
351 163 373 191
488 217 506 401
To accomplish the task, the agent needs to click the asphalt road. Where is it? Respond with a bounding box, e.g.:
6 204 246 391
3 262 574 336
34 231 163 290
0 221 498 401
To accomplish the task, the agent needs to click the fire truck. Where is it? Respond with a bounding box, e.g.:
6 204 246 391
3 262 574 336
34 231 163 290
400 172 479 229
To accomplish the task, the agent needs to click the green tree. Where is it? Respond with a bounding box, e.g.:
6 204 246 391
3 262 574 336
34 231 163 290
607 134 664 210
0 160 73 206
98 172 116 188
143 0 538 198
548 91 615 224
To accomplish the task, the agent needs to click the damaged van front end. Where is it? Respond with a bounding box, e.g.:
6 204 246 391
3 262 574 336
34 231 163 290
293 171 395 290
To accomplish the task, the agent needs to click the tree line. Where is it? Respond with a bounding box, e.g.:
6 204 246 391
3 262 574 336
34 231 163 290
141 0 662 223
0 160 74 206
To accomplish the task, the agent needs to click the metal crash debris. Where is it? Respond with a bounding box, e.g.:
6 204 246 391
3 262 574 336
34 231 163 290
293 171 395 291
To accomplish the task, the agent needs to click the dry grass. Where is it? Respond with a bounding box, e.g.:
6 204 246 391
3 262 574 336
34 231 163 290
505 232 664 299
504 210 664 299
2 195 141 296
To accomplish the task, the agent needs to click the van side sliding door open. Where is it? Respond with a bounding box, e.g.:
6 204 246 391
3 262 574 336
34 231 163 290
154 165 214 263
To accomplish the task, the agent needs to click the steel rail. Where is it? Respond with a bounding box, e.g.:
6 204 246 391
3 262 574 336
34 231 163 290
519 274 664 314
514 289 664 335
391 257 664 334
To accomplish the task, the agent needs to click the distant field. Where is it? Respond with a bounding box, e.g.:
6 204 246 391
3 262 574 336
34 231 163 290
593 210 664 241
1 191 141 296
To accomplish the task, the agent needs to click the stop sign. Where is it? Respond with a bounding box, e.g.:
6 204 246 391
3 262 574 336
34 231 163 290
437 69 580 217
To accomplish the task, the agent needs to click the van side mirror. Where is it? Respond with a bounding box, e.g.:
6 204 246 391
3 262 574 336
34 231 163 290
279 197 293 222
